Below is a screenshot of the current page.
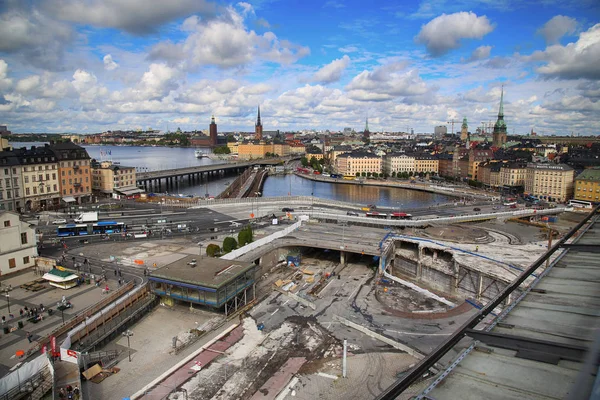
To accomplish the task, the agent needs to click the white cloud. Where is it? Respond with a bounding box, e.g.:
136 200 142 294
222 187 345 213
339 45 359 53
47 0 216 34
72 69 108 103
529 24 600 80
345 63 430 101
415 12 494 57
150 7 310 69
103 54 119 71
16 75 41 93
463 45 491 62
311 55 350 84
537 15 578 44
0 60 13 91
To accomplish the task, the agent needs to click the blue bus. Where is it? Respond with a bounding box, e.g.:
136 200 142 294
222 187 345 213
57 221 127 237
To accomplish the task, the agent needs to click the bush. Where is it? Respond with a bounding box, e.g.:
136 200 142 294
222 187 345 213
222 237 238 253
206 244 221 257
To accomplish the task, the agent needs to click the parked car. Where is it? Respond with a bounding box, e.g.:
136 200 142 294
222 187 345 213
281 207 294 212
52 218 67 225
347 211 359 216
473 207 481 211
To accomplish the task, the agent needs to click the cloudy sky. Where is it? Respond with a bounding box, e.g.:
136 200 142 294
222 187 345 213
0 0 598 135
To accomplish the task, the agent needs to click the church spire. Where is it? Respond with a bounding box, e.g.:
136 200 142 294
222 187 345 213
365 116 370 133
256 106 262 127
498 85 504 118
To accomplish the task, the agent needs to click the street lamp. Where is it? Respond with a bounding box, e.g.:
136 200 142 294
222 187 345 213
122 330 133 362
5 292 10 314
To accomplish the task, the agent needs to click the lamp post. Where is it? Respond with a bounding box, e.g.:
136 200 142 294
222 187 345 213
5 292 10 314
122 330 133 362
61 308 65 325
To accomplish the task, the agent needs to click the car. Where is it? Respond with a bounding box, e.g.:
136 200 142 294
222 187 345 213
347 211 359 216
52 219 67 225
281 207 294 212
473 207 481 211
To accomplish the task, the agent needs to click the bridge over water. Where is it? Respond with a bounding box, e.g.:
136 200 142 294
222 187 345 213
136 158 290 192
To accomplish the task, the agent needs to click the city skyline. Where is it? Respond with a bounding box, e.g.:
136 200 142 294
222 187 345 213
0 0 598 135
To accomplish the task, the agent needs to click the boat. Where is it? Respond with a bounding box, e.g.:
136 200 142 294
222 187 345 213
195 149 206 158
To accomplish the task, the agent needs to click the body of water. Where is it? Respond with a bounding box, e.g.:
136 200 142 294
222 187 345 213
9 142 451 207
262 174 451 209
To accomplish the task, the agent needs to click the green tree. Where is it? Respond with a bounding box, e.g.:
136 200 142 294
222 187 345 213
301 156 309 167
213 146 231 154
391 171 396 178
222 237 238 253
355 172 360 177
226 134 236 142
361 172 366 177
238 225 254 246
206 244 221 257
366 172 372 177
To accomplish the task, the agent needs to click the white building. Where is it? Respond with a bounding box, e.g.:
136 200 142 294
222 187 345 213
0 211 37 275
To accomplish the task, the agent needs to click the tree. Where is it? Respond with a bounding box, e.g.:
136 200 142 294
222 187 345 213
238 225 254 246
206 244 221 257
361 172 366 177
213 146 231 154
391 171 396 178
355 172 360 177
366 172 372 177
226 134 236 142
301 156 309 167
222 237 238 253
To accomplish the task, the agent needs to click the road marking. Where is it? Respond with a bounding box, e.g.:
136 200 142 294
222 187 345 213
347 284 362 300
282 299 290 306
385 329 452 336
271 308 280 316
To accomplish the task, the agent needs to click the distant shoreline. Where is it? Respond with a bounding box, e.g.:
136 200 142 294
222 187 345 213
293 172 493 200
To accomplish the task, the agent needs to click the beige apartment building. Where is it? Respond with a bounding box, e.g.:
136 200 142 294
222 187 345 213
14 146 60 212
237 142 291 160
525 163 575 202
383 153 415 174
415 155 439 174
336 151 382 176
92 161 137 197
328 145 352 166
499 163 527 188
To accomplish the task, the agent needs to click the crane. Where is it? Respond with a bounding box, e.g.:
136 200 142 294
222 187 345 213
447 119 456 135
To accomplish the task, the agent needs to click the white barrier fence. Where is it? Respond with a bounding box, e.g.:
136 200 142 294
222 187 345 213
220 218 305 260
308 207 567 227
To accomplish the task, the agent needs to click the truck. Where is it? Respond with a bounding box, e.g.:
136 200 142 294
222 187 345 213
74 211 98 223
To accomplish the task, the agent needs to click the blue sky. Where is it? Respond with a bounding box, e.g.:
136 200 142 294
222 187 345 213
0 0 598 135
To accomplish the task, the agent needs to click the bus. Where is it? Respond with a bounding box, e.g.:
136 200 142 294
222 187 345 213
390 212 412 220
568 200 593 209
92 221 127 234
57 221 127 237
343 175 355 180
366 212 387 219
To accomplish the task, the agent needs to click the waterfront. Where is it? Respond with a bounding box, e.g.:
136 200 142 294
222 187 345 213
9 142 451 207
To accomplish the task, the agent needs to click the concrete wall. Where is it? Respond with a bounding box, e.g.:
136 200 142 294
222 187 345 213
390 239 513 305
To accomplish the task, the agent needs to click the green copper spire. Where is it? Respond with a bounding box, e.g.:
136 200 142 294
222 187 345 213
365 116 370 132
498 85 504 118
461 117 468 129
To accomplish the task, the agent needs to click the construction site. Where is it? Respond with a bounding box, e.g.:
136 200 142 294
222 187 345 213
0 204 592 400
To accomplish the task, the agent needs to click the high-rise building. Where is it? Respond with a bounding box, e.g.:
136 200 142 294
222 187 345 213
493 86 508 148
209 115 218 147
255 106 263 140
434 126 447 136
460 117 468 141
